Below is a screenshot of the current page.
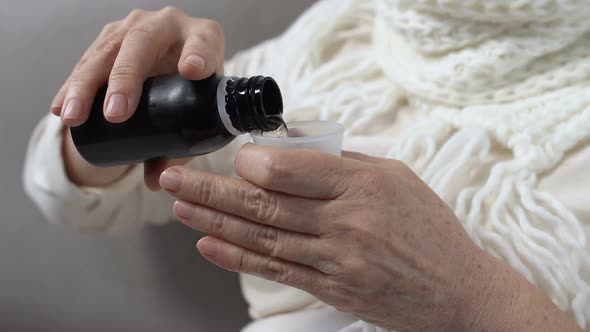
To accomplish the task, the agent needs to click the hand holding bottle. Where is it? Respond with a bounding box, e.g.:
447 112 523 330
51 7 225 190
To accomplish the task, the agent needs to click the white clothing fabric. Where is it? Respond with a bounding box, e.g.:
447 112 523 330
241 307 363 332
24 0 590 330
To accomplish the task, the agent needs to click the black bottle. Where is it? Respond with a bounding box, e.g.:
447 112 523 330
71 74 284 167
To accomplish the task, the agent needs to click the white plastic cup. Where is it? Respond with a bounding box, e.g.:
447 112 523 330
251 121 345 156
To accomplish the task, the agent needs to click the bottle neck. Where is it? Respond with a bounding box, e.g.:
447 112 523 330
216 76 284 135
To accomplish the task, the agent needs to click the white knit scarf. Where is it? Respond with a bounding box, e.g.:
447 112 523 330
228 0 590 330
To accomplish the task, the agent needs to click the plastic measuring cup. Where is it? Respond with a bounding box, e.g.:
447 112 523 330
251 121 345 156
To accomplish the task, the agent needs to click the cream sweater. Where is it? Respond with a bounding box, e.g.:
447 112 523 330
24 0 590 330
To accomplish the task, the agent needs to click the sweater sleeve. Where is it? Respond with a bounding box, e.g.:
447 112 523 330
23 112 252 234
23 114 175 233
22 39 281 234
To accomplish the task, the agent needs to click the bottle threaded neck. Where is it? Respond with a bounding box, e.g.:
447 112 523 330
224 76 284 133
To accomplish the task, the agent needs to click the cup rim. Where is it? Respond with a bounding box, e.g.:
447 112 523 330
251 121 345 143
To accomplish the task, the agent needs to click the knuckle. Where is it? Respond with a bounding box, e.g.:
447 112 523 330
387 158 411 174
109 64 140 86
101 22 119 35
159 5 184 18
192 176 215 205
264 259 290 283
127 9 147 22
256 227 280 257
391 159 417 179
357 167 383 186
67 72 93 88
188 30 222 52
332 274 362 300
327 281 356 311
388 158 405 169
345 257 368 277
245 187 279 223
74 56 89 71
347 216 379 243
126 25 153 39
190 31 211 45
201 19 224 38
56 82 69 95
259 155 288 187
95 38 122 63
310 242 345 275
317 259 345 276
209 211 226 234
355 167 387 196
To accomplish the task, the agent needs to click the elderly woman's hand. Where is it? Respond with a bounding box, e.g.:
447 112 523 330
159 144 581 331
159 143 491 330
54 7 225 189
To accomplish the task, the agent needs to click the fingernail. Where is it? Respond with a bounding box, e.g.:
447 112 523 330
62 99 84 119
160 169 183 192
197 238 218 258
174 201 196 220
184 55 206 70
106 93 128 117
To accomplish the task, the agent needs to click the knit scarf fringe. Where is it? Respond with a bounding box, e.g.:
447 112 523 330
226 0 590 329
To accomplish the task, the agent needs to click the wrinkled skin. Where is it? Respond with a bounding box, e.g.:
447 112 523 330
160 144 496 331
54 7 224 189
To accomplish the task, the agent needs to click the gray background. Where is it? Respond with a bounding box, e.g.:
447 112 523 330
0 1 315 331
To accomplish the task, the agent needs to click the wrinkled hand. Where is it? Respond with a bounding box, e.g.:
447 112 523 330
159 144 495 331
53 7 225 189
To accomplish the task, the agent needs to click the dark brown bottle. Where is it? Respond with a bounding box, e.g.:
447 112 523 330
70 74 284 167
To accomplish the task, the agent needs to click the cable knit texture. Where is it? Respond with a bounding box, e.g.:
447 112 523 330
226 0 590 330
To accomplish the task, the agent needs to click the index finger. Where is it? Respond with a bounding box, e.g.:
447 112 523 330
159 166 323 234
103 16 180 123
234 144 356 199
